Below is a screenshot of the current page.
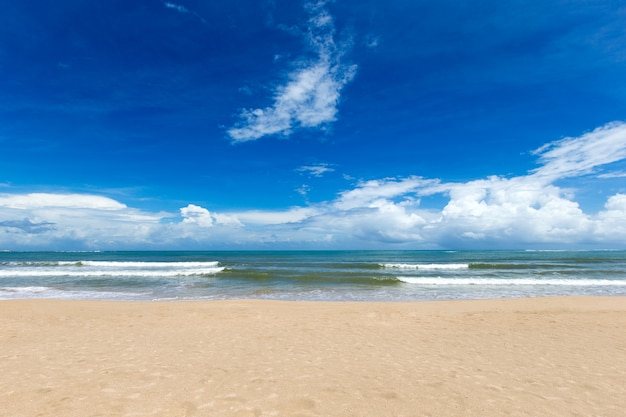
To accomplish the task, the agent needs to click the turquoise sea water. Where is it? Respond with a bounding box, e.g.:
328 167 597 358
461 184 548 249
1 250 626 301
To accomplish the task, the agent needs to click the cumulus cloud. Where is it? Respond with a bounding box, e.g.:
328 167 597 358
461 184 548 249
179 204 244 228
595 194 626 238
2 122 626 250
273 121 626 247
180 204 213 227
227 1 356 142
334 177 437 210
0 193 161 249
433 177 592 245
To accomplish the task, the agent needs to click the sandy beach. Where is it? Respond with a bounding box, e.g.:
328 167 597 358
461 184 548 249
1 297 625 417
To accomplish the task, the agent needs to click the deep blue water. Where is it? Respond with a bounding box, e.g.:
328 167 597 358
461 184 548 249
1 250 625 301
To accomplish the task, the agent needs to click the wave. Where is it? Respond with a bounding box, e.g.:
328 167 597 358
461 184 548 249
385 262 593 271
0 260 224 278
2 260 219 267
0 286 149 300
0 267 225 278
383 263 469 270
2 261 65 267
63 261 220 268
0 286 49 294
468 263 584 270
397 277 626 286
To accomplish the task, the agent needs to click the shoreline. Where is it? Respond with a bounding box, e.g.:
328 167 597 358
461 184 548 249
2 296 625 416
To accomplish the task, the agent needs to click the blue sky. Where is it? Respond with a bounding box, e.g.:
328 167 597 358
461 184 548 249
1 0 626 250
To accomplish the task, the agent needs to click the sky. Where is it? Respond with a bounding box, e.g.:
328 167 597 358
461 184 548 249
1 0 626 250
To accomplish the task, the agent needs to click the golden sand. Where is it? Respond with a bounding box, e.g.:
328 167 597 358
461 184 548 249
1 297 625 416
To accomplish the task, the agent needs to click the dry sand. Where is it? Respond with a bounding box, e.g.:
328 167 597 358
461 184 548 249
1 297 625 417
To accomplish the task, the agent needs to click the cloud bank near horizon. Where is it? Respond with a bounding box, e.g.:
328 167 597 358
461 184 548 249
2 121 626 250
227 1 356 142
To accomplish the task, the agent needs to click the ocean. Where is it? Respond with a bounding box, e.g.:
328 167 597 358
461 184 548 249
1 250 625 302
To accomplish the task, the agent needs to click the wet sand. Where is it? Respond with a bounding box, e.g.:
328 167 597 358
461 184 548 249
1 297 625 416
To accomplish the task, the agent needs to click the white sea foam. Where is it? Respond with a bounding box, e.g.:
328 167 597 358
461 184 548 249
0 267 225 278
396 277 626 286
0 286 49 294
383 263 469 270
59 261 220 268
0 286 148 300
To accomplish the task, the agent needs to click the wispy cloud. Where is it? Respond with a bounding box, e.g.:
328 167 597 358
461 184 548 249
296 163 335 177
164 2 188 13
365 34 381 49
598 171 626 178
162 1 206 24
2 122 626 249
227 1 357 142
296 184 311 197
333 177 437 211
531 121 626 180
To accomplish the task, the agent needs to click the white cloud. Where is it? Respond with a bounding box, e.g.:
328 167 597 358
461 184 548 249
180 204 213 227
334 177 437 210
163 1 206 24
227 1 356 142
597 170 626 179
179 204 243 228
595 194 626 239
234 207 317 225
306 198 428 244
0 193 126 210
435 177 592 244
296 184 311 197
365 34 381 49
297 163 335 177
2 122 626 249
532 121 626 180
164 2 189 14
212 213 243 227
0 193 162 249
311 122 626 247
604 193 626 211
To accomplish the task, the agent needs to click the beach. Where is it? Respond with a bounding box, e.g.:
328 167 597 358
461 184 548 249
1 297 625 416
